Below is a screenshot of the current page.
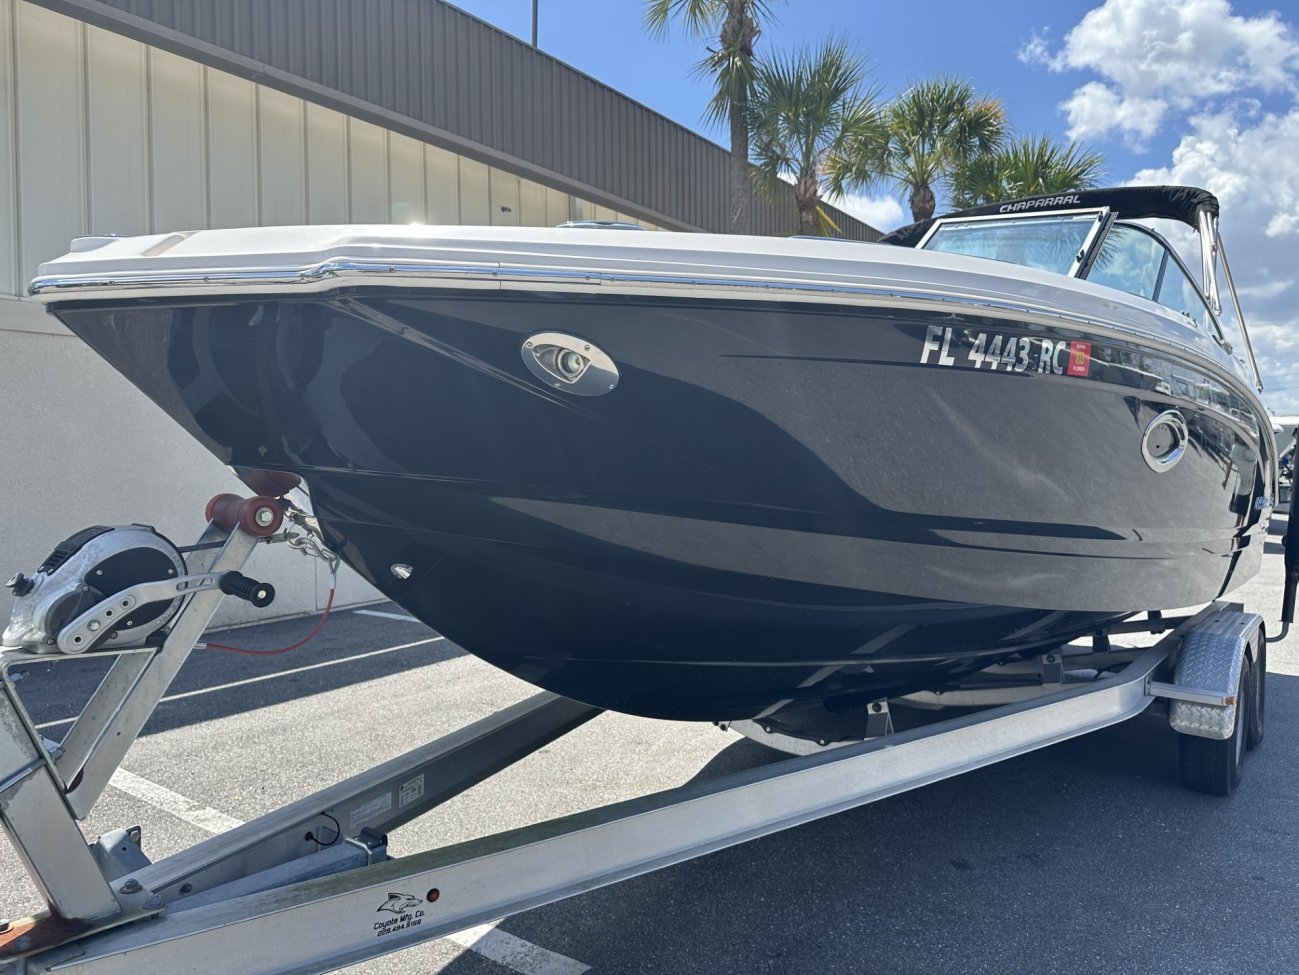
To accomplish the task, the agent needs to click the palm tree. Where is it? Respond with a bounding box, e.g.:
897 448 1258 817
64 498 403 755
748 40 882 235
949 134 1105 209
644 0 774 234
864 77 1007 223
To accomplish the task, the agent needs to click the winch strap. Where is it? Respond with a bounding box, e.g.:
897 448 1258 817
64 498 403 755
37 525 112 575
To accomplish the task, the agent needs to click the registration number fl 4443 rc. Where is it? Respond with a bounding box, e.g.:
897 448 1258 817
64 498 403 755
920 324 1091 377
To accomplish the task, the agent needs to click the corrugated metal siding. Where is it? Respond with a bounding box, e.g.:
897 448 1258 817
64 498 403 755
0 0 661 297
30 0 879 240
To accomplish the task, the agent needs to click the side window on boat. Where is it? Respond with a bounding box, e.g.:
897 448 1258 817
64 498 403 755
1087 224 1212 331
921 213 1097 275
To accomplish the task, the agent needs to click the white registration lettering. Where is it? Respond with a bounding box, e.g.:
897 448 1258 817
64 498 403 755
986 335 1004 371
938 326 956 366
1052 342 1068 375
1037 339 1053 373
969 333 987 368
1013 338 1029 372
921 325 957 366
920 325 945 364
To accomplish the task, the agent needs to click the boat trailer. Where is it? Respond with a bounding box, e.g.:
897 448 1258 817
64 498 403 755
0 495 1271 974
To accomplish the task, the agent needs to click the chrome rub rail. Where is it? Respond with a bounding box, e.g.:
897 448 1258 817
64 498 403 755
29 258 1265 421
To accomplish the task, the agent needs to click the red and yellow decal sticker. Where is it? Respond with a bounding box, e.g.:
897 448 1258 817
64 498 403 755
1067 340 1092 377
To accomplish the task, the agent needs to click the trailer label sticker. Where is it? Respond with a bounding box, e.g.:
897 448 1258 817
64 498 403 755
351 791 394 830
374 892 426 937
400 774 425 808
919 325 1090 377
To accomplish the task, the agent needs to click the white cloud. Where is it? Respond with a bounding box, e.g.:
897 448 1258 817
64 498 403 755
1018 30 1052 66
1028 0 1299 141
1134 107 1299 239
1236 278 1293 301
1132 104 1299 409
1242 318 1299 413
831 192 906 233
1060 81 1166 146
1024 0 1299 411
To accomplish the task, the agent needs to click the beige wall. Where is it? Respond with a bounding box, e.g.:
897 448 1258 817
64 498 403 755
0 0 660 628
0 310 377 628
0 1 663 293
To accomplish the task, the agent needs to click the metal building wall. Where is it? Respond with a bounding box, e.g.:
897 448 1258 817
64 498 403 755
0 0 380 625
30 0 880 241
0 2 669 627
0 1 663 297
0 2 575 628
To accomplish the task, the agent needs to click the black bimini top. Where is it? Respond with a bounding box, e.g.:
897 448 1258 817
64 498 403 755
879 185 1219 248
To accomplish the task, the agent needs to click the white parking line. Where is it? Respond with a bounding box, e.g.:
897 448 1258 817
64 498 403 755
109 768 244 834
354 608 420 622
108 758 588 974
447 924 590 975
34 636 447 732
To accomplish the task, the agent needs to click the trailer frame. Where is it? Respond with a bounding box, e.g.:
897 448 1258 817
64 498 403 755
0 511 1269 975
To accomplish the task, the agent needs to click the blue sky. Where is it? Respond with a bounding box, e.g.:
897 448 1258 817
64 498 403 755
452 0 1299 415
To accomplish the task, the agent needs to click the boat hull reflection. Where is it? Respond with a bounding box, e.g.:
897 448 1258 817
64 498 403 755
56 289 1271 720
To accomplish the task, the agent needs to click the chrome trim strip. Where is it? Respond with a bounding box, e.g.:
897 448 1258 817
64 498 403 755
1213 220 1264 393
1198 209 1221 314
30 258 1268 426
24 256 1213 345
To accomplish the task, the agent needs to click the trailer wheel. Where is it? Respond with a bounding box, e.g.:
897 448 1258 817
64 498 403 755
1179 655 1250 796
1247 642 1265 751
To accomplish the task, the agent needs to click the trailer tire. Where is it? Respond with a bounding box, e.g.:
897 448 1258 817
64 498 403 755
1179 655 1249 796
1247 642 1265 751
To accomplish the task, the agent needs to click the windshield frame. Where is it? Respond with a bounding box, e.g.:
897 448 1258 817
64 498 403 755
916 207 1114 279
1084 220 1227 344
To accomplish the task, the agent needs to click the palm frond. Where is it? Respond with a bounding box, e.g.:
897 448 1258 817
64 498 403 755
646 0 773 130
747 38 881 232
643 0 724 40
815 204 844 236
871 76 1008 220
949 134 1105 208
698 39 761 125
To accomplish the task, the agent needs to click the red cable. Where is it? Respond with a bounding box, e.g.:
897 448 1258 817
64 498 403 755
202 585 336 656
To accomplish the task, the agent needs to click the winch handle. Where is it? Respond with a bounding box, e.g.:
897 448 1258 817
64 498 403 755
218 571 276 608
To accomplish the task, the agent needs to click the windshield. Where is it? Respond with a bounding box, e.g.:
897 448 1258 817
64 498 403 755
1087 223 1214 332
921 212 1100 275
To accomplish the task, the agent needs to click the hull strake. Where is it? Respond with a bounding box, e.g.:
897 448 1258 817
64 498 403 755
53 288 1271 719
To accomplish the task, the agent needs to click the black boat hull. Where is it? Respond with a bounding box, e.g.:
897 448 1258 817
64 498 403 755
54 289 1273 720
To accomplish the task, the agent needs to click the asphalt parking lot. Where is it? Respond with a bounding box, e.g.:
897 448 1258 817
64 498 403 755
3 516 1297 975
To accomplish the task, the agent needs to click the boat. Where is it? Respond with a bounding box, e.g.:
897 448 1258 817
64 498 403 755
27 185 1277 729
